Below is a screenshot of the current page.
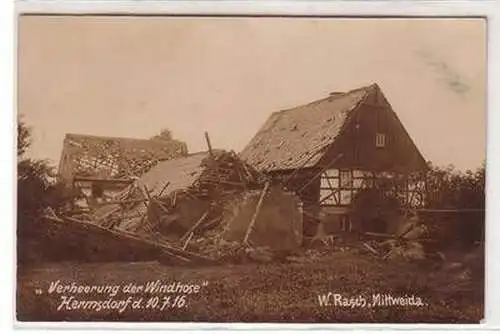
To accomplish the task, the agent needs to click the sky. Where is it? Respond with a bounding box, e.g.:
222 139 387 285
18 16 486 170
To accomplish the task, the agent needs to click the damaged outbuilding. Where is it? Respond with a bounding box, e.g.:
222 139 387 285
60 149 304 263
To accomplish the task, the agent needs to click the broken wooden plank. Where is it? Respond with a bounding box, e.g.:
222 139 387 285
166 246 216 264
243 181 271 244
171 191 177 208
142 185 164 230
157 181 171 197
61 215 195 264
95 198 147 207
182 232 194 251
396 222 417 239
382 248 395 260
158 250 190 264
364 231 395 239
151 198 170 214
180 210 210 242
205 131 213 157
200 216 222 230
135 212 149 232
216 179 247 187
143 185 153 201
235 158 254 182
94 206 122 223
73 176 134 184
416 208 485 213
363 242 380 257
42 214 64 223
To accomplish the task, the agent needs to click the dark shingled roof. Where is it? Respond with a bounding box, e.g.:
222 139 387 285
240 84 373 171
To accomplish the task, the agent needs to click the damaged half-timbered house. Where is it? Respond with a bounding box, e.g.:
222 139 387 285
240 83 428 237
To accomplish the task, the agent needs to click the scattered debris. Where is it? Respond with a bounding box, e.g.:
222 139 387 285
56 149 304 264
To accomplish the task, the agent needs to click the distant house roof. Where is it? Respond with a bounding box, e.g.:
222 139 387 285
240 85 371 171
58 133 188 181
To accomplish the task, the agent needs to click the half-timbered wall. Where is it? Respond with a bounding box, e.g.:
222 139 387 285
319 168 426 208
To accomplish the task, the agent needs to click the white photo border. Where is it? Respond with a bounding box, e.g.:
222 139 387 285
6 0 500 332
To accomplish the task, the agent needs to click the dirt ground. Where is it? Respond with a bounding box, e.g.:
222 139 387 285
16 252 483 323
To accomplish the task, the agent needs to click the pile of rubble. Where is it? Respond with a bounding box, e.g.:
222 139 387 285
360 214 430 261
52 150 303 265
185 186 303 262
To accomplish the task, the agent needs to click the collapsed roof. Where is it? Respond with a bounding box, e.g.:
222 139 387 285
58 133 188 182
92 150 265 233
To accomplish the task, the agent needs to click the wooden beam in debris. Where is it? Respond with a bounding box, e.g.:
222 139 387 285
95 198 147 207
117 227 214 263
201 216 222 230
382 249 395 261
297 153 344 194
45 214 215 264
416 208 485 213
233 152 254 181
363 242 380 257
142 185 169 212
180 210 210 242
158 250 190 264
96 207 122 227
151 197 170 213
73 177 134 184
364 231 395 239
396 221 417 239
182 232 194 251
43 214 188 262
243 181 271 244
139 185 161 231
135 213 148 232
204 131 213 157
157 181 171 197
171 191 177 208
143 185 153 201
216 179 247 187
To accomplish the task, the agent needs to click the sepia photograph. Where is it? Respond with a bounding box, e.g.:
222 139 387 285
16 15 486 323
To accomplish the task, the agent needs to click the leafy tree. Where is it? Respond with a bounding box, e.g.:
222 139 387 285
17 118 72 262
17 118 31 156
350 162 485 245
150 128 173 141
423 163 485 247
425 162 485 209
349 176 404 233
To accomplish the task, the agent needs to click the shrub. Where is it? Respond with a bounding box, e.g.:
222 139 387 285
17 118 72 263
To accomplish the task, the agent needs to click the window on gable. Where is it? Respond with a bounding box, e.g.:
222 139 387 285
376 133 386 148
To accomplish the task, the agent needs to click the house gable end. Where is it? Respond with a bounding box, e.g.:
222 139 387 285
318 84 427 173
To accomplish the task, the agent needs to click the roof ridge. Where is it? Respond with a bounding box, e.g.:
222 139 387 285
271 83 377 116
240 83 381 172
65 133 156 142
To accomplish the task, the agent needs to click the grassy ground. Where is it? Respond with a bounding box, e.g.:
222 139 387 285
16 252 483 323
